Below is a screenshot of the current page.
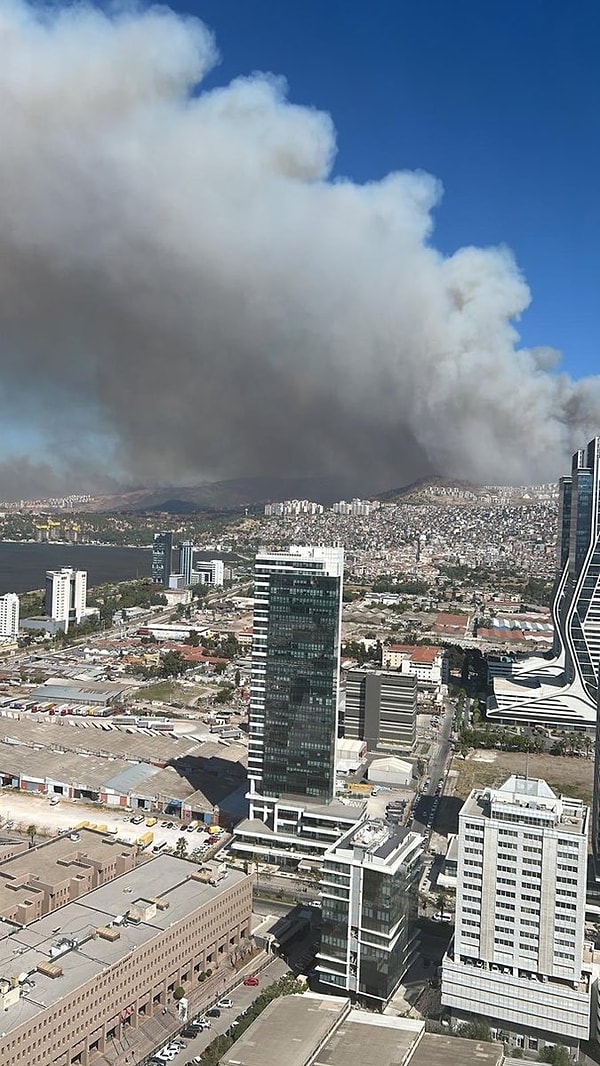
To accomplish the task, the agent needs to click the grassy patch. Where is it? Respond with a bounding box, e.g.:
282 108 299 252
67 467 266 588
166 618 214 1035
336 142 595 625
452 751 593 807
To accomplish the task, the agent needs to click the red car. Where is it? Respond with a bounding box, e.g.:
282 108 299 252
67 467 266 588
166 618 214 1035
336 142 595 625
243 976 259 986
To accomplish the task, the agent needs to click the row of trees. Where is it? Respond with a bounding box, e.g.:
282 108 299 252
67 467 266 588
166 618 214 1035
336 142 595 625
198 974 306 1066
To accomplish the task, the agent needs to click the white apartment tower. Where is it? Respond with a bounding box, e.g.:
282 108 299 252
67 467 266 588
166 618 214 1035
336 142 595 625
442 775 591 1053
45 569 87 632
0 593 19 638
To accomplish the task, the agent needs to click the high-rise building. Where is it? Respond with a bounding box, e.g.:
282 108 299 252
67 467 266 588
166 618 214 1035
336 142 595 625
45 569 87 632
232 546 366 866
178 540 194 585
316 819 423 1006
488 436 600 727
441 775 591 1055
248 545 344 816
344 669 416 752
0 593 19 638
151 531 173 586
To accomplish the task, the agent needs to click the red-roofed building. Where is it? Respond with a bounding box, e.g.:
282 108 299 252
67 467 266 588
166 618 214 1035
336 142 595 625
431 611 470 636
382 643 448 690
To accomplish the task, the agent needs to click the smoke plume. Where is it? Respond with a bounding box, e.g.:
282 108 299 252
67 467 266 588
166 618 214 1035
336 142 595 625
0 0 597 499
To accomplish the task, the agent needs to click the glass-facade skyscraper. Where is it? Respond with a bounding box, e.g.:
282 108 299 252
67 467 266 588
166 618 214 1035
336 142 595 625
151 531 173 587
553 438 600 704
248 546 344 820
488 436 600 727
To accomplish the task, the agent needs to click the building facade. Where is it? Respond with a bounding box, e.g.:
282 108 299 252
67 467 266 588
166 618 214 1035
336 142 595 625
177 540 194 585
381 644 447 692
151 531 173 586
0 855 253 1066
0 592 19 638
317 819 423 1006
45 569 87 632
344 669 416 752
441 775 591 1052
248 546 344 820
193 559 225 586
488 437 600 727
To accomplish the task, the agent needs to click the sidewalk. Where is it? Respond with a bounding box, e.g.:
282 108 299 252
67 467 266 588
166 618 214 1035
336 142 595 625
95 947 272 1066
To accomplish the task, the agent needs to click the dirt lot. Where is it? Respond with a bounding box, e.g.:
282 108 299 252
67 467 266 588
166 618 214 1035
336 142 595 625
452 749 594 806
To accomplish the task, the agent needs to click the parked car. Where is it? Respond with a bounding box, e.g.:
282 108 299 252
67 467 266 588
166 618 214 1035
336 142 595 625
243 976 259 986
206 1007 221 1018
217 997 233 1008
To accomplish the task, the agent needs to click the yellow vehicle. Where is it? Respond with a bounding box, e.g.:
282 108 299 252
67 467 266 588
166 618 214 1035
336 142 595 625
137 831 154 848
145 817 157 827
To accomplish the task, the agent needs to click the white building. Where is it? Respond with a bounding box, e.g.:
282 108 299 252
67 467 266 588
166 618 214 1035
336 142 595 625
381 644 448 692
45 568 87 632
192 559 224 586
442 775 591 1054
317 819 424 1005
0 593 19 638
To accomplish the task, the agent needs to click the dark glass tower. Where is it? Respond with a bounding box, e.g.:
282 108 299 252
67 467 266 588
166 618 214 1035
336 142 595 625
151 531 173 586
248 547 343 817
261 571 340 801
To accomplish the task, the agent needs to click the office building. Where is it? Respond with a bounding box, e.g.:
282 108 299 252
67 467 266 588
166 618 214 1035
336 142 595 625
316 819 423 1006
0 854 253 1066
0 592 19 638
0 829 137 925
248 545 344 817
441 775 591 1054
233 546 358 865
344 669 416 752
178 540 194 585
193 558 225 586
45 568 87 632
151 530 173 586
488 437 600 727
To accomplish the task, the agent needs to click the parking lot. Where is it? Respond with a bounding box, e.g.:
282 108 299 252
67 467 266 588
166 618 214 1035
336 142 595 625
0 791 227 855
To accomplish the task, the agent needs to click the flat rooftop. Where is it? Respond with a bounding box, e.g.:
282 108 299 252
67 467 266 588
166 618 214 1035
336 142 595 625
0 855 249 1034
219 996 504 1066
0 828 135 906
219 994 348 1066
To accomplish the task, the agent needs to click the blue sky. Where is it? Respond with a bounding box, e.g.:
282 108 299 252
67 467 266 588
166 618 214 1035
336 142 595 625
187 0 599 380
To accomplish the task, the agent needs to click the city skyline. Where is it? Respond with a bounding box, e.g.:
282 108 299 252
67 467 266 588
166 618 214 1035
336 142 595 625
0 1 598 499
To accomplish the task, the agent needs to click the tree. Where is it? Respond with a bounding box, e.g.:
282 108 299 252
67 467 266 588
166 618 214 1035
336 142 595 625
234 669 241 688
173 985 185 1001
27 824 37 847
175 835 188 859
160 651 189 678
456 1020 492 1042
538 1046 571 1066
185 629 200 647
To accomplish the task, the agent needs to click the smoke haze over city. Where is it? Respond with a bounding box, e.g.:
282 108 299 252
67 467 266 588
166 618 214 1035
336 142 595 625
0 0 599 499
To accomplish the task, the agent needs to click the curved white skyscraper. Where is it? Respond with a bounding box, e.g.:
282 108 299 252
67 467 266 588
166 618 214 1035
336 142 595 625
488 437 600 727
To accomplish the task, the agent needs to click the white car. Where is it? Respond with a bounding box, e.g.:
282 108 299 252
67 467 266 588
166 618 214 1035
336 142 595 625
217 997 233 1008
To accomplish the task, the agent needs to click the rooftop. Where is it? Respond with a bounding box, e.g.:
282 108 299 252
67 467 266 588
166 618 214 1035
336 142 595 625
0 856 249 1033
219 995 504 1066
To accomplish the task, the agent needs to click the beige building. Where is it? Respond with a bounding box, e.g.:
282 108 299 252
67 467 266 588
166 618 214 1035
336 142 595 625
0 854 253 1066
0 829 137 925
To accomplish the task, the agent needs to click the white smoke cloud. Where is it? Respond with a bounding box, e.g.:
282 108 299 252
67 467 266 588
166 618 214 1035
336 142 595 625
0 0 596 499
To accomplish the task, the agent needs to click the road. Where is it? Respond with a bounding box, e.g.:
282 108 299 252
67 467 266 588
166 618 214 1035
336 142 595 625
136 955 290 1066
412 703 454 836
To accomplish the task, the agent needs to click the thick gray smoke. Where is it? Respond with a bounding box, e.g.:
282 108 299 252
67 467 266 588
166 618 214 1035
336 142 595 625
0 0 597 499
